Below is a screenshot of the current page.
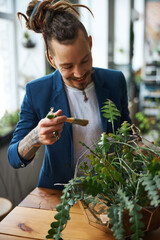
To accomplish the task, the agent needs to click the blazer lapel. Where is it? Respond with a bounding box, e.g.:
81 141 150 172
49 70 72 138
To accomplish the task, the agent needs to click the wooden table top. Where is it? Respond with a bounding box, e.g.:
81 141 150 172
0 187 160 240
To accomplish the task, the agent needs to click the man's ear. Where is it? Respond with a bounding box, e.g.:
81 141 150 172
89 35 92 49
45 51 57 68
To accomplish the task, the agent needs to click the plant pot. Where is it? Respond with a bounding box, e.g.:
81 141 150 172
79 199 160 238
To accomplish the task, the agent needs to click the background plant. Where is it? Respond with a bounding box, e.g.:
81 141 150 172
46 99 160 240
0 109 19 136
135 99 160 145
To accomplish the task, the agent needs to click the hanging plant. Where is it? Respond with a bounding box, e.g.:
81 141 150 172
22 31 36 48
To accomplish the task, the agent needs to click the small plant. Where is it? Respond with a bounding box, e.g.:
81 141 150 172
0 109 19 136
135 99 160 145
46 99 160 240
22 31 36 48
24 31 30 40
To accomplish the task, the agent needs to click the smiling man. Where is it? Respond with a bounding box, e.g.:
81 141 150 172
50 30 93 90
8 0 131 189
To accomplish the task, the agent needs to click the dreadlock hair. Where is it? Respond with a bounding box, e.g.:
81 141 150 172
17 0 93 67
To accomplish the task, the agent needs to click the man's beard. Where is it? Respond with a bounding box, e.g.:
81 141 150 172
66 70 92 89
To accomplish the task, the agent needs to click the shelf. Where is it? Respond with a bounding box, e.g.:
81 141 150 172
143 76 160 82
143 108 159 116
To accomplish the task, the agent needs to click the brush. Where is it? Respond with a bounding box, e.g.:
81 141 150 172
65 118 88 126
47 108 89 127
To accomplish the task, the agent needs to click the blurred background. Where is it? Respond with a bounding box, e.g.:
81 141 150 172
0 0 160 207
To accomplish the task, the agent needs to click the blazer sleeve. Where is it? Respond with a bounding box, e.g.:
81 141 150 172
8 84 39 169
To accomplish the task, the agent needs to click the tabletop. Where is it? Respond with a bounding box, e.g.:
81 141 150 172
0 187 160 240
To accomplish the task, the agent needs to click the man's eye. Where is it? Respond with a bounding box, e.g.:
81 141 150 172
63 66 72 70
82 58 89 64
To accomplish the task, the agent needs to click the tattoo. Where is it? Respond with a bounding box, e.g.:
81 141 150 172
18 127 41 161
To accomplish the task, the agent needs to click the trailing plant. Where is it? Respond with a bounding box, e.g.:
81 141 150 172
46 99 160 240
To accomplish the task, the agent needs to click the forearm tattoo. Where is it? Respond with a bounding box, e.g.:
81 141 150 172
18 127 41 161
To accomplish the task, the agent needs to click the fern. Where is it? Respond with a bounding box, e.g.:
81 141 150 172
117 188 133 211
141 174 160 207
108 189 145 240
154 174 160 189
118 121 131 142
101 99 121 133
108 203 125 240
129 202 144 240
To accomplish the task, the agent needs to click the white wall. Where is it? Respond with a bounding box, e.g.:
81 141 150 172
79 0 108 68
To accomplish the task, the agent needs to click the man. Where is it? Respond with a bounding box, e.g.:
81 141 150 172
8 0 131 189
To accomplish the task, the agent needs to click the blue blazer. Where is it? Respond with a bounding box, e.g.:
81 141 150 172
8 67 131 189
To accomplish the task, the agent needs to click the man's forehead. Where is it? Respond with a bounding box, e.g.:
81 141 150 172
59 53 91 66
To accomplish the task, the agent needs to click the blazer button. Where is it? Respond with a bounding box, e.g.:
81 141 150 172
66 163 71 168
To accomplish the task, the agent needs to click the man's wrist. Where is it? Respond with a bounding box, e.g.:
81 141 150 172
18 127 42 161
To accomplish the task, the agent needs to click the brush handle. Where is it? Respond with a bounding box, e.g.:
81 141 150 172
46 108 88 126
65 118 76 124
66 118 88 126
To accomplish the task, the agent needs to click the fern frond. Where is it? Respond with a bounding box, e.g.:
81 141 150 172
117 188 134 211
107 203 125 240
129 203 144 240
118 121 131 142
154 174 160 189
141 174 160 207
101 99 121 133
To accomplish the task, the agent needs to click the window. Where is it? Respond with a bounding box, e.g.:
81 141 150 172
0 0 18 118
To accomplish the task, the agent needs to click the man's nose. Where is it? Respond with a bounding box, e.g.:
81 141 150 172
73 65 84 78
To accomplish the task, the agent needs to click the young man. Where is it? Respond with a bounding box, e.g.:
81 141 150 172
8 0 131 189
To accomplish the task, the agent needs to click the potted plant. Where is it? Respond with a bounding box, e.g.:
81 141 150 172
46 100 160 240
0 109 19 137
22 31 36 48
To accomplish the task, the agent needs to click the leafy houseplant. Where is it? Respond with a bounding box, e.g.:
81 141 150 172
0 109 19 137
135 99 160 146
46 100 160 240
22 31 36 48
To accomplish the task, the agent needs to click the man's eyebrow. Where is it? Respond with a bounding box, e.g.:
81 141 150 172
59 63 72 67
59 53 90 67
81 53 90 61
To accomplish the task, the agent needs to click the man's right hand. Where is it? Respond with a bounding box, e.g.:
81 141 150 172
38 109 67 145
18 109 67 161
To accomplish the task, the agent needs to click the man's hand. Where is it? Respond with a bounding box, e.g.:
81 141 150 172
18 109 67 161
38 109 67 145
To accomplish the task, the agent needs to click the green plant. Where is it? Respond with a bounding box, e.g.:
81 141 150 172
46 100 160 240
135 99 160 145
0 109 19 136
24 31 30 40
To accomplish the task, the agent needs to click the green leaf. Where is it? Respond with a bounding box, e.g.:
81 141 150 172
53 233 63 240
141 174 160 207
56 204 63 212
51 221 60 228
129 203 144 240
54 212 62 220
108 203 125 240
101 99 121 133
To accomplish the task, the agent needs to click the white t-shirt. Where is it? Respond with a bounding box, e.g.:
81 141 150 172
64 81 103 169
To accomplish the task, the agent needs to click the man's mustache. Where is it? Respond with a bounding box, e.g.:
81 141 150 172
66 71 91 81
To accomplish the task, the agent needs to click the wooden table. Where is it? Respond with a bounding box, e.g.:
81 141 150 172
0 187 160 240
